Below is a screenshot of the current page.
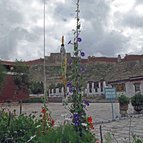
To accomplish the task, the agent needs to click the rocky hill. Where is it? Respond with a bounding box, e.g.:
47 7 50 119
28 53 143 87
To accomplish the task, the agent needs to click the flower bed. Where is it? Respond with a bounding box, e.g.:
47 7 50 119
0 108 97 143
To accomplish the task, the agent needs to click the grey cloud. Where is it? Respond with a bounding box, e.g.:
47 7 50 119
95 31 130 56
135 0 143 5
53 0 110 23
0 0 42 60
80 0 110 22
61 0 129 57
0 0 142 60
81 23 129 57
0 26 40 60
0 1 23 25
71 0 124 57
0 1 23 60
122 12 143 28
53 1 74 22
0 29 18 60
14 27 39 42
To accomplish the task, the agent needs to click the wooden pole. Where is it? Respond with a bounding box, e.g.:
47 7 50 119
20 100 22 115
100 125 103 143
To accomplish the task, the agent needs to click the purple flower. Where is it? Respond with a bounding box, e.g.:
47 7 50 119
68 40 72 44
67 82 72 88
68 59 72 65
73 113 79 119
69 87 73 93
74 121 80 126
83 100 89 106
80 51 85 57
73 113 80 126
77 37 82 42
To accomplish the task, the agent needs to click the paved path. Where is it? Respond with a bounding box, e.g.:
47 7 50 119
94 115 143 143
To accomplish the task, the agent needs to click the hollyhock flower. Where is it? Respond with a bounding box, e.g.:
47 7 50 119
41 107 46 114
87 116 93 123
80 51 85 57
90 123 94 129
51 119 55 126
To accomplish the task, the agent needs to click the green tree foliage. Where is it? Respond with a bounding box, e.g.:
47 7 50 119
0 64 6 88
29 81 44 94
118 94 130 105
131 93 143 107
56 83 63 88
13 60 29 90
0 111 40 143
49 83 55 89
131 93 143 113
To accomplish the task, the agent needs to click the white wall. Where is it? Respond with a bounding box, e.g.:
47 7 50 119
125 82 135 97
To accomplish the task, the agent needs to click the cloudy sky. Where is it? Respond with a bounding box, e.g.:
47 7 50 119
0 0 143 61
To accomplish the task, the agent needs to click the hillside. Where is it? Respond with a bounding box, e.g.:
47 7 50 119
29 55 143 87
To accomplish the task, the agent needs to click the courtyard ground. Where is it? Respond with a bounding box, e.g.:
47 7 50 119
0 102 143 142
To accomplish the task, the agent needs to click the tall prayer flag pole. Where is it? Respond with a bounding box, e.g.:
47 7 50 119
60 36 67 103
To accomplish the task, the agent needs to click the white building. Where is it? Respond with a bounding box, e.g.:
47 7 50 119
85 80 107 96
108 76 143 97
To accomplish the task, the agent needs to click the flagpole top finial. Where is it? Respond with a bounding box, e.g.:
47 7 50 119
61 36 64 46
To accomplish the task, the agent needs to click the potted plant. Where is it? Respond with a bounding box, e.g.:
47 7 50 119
131 93 143 113
118 94 130 117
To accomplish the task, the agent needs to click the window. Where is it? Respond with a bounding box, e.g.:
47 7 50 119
89 82 92 89
94 82 98 88
134 83 140 92
89 82 92 93
53 88 56 93
101 82 103 92
49 89 52 93
114 83 125 92
59 87 62 93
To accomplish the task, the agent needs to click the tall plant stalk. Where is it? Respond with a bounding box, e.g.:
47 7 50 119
68 0 87 137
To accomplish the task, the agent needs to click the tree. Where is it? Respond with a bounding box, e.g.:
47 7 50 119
0 64 6 89
29 81 44 94
13 60 29 90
